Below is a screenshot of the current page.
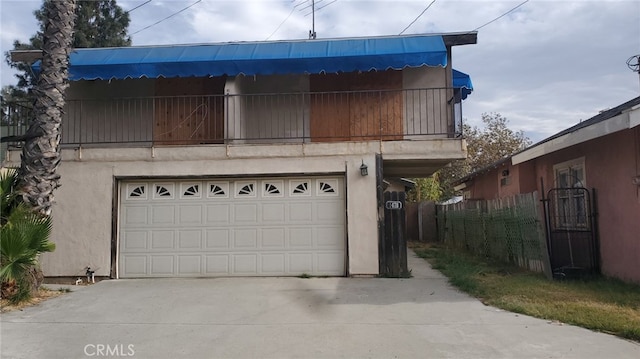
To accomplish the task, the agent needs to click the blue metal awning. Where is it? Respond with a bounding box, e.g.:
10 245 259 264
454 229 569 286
453 69 473 100
35 34 449 80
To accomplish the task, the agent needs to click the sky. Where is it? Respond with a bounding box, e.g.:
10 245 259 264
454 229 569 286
1 0 639 142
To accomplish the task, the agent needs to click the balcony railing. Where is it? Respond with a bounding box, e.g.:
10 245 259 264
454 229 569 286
1 88 463 147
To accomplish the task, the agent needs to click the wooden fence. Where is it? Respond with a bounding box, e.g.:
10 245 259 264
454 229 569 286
436 192 552 277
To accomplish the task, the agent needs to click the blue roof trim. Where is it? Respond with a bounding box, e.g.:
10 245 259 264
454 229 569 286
35 35 448 80
453 69 473 100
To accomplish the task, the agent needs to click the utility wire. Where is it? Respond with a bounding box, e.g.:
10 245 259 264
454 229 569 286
304 0 336 17
266 7 297 40
266 0 314 40
399 0 436 35
472 0 529 31
130 0 202 36
126 0 152 13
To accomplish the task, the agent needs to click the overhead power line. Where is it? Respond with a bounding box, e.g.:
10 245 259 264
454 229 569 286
266 7 297 40
130 0 202 36
126 0 152 14
472 0 529 31
399 0 437 35
303 0 336 17
265 0 311 40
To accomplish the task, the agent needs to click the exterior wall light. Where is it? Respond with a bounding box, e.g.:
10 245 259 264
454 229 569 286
360 160 368 176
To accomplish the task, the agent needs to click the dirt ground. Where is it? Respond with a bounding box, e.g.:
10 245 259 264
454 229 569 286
0 287 66 314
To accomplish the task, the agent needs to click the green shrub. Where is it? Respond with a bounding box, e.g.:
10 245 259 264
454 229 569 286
0 169 55 303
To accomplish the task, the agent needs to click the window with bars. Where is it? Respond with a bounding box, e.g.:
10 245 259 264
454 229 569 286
553 158 588 229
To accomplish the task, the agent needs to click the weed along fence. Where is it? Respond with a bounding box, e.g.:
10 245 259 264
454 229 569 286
436 192 552 277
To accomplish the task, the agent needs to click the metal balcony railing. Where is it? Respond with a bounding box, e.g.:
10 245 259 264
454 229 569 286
1 88 463 147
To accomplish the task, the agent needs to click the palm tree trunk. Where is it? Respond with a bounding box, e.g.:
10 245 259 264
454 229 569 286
19 0 76 216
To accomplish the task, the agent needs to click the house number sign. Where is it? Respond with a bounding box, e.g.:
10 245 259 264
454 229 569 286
385 201 403 210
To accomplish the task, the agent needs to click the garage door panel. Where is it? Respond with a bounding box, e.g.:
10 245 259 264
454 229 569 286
205 255 230 274
234 204 258 223
150 230 175 250
120 177 345 277
234 229 258 248
233 254 258 274
151 206 175 224
261 254 286 273
317 227 346 248
122 255 147 275
124 206 148 225
289 202 313 222
206 204 230 223
205 229 230 248
178 230 202 250
317 252 345 274
179 205 203 224
317 201 345 222
290 228 313 248
150 256 174 275
262 203 286 222
262 228 286 248
122 231 148 251
289 253 313 273
177 255 202 275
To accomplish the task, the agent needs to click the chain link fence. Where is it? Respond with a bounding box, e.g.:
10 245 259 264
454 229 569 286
436 192 551 276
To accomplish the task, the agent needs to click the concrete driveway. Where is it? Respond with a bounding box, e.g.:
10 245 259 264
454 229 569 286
1 251 639 359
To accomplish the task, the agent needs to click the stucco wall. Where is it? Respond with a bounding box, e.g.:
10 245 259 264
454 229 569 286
5 147 379 277
64 79 156 144
231 74 310 142
402 66 450 137
466 167 500 199
497 163 522 198
531 129 640 283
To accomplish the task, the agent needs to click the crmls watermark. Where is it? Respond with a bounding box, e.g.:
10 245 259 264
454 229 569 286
84 344 135 357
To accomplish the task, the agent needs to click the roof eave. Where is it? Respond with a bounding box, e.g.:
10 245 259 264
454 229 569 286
512 96 640 165
442 32 478 47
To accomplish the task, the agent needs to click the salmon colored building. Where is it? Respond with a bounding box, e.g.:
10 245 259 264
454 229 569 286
456 97 640 283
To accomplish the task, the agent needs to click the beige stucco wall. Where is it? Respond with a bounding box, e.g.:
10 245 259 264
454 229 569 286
402 66 450 137
225 74 310 142
4 145 380 277
64 79 156 144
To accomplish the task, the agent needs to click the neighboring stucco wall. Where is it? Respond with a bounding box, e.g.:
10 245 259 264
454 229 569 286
517 161 537 193
4 145 380 277
498 163 527 198
465 167 500 199
531 128 640 283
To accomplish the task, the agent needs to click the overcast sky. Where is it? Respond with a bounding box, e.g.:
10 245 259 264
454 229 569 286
1 0 639 142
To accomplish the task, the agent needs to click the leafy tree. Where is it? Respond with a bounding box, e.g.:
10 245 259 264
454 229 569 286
409 113 532 201
406 174 442 202
3 0 131 97
466 113 531 173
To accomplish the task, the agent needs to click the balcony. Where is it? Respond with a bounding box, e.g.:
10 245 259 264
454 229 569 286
1 88 463 148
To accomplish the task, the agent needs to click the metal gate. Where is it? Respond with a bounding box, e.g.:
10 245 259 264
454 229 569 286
543 187 599 279
379 191 409 277
376 154 409 277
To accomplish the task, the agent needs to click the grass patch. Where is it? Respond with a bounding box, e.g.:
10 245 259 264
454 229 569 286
410 242 640 342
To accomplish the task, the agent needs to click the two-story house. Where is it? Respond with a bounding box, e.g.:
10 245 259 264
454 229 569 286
4 32 476 279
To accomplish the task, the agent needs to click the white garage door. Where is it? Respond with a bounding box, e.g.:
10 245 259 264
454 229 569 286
119 177 345 277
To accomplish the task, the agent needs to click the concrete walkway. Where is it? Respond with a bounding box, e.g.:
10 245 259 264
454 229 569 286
1 250 638 358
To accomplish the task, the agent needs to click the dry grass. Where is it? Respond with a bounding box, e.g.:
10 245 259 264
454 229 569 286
410 242 640 341
0 287 66 314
